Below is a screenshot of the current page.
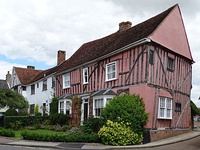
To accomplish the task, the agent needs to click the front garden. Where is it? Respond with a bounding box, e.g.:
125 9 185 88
0 94 149 146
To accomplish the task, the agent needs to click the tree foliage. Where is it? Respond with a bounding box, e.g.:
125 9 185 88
100 94 149 134
191 100 200 116
50 97 58 115
0 89 29 109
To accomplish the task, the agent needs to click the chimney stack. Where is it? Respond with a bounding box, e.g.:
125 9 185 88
6 71 11 88
27 66 35 69
57 50 66 65
119 21 132 31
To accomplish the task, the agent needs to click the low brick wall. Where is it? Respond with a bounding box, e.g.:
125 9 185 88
150 128 190 142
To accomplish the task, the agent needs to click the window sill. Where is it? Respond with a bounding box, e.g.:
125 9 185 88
105 78 117 82
83 82 88 85
157 117 172 120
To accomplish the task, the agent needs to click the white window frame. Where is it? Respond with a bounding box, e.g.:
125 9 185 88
106 61 117 81
93 95 115 118
58 99 72 115
63 73 70 89
158 97 172 119
83 68 89 84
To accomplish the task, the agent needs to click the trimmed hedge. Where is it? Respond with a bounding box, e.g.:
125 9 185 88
0 128 15 137
21 131 100 142
4 116 49 129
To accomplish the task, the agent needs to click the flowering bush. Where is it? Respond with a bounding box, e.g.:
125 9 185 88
98 120 143 146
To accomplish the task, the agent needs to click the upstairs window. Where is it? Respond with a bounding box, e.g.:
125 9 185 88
43 79 47 91
31 84 35 95
175 103 181 112
106 61 116 81
158 97 172 119
63 73 70 89
52 77 55 88
83 68 89 84
167 57 174 71
149 50 154 64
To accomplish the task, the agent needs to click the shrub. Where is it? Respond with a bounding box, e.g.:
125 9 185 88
49 113 70 126
0 128 15 137
81 117 101 133
21 131 100 143
100 94 149 134
5 108 18 116
98 120 143 146
4 116 49 129
50 97 58 115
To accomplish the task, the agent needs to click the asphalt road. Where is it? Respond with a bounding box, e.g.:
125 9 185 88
0 145 58 150
122 135 200 150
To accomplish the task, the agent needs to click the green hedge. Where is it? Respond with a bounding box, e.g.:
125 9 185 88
21 131 100 142
0 128 15 137
4 116 49 129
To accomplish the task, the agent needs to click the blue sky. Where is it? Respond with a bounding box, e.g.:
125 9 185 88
0 0 200 106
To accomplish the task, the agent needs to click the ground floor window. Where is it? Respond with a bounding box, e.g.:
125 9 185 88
30 104 35 115
93 96 115 118
58 99 72 115
158 97 172 119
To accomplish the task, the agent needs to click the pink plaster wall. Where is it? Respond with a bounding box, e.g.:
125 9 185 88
148 5 193 61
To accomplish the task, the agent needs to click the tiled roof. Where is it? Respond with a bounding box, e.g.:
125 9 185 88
57 4 176 73
29 66 59 83
14 67 42 85
0 80 9 89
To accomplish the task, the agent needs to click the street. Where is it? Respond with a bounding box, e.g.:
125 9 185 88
117 136 200 150
0 145 58 150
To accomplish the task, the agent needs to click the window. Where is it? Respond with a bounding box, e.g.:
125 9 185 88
83 68 89 84
31 84 35 95
106 61 116 81
63 73 70 88
52 77 55 88
175 103 181 112
37 83 39 88
22 86 26 91
158 97 172 119
59 100 72 115
93 96 115 118
167 57 174 71
30 104 35 115
94 99 104 117
43 79 47 91
149 50 154 64
59 101 64 114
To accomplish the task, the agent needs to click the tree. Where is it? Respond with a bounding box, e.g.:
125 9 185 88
0 89 29 109
50 96 58 115
100 94 149 134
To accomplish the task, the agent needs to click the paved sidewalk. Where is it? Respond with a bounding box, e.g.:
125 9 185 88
0 129 200 149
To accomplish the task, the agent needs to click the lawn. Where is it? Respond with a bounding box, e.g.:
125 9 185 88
14 129 66 138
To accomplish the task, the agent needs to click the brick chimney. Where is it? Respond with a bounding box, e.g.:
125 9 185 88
57 50 66 65
119 21 132 31
27 66 35 69
6 71 11 88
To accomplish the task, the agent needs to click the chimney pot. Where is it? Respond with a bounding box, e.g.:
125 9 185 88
119 21 132 31
27 66 35 69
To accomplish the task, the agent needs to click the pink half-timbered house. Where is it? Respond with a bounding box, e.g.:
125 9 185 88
55 4 193 141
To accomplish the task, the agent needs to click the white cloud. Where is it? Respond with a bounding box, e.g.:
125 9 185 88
0 0 199 106
0 60 25 80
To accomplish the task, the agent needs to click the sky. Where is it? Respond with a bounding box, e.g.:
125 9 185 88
0 0 199 105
